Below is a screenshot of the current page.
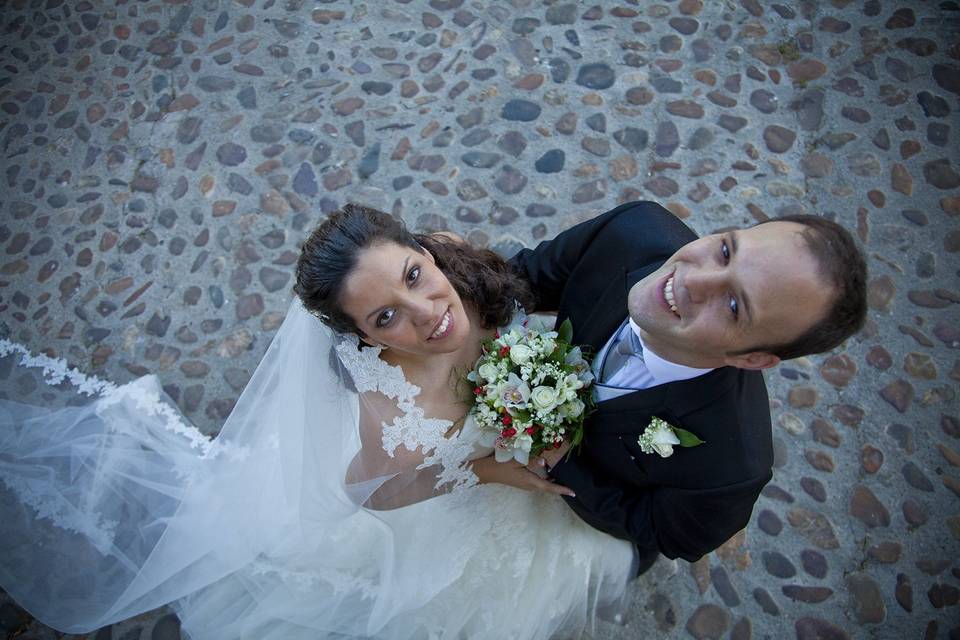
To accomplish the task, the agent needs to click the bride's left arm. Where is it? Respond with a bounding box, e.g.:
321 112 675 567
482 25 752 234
346 397 465 511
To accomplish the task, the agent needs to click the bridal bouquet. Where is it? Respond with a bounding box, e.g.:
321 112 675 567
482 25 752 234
468 315 595 465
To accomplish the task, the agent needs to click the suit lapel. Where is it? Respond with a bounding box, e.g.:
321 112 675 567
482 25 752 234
563 267 627 354
567 261 664 352
588 367 740 435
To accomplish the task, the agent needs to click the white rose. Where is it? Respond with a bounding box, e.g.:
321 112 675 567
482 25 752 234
501 329 523 346
559 398 585 419
478 362 500 383
530 385 558 412
509 344 535 365
648 425 680 458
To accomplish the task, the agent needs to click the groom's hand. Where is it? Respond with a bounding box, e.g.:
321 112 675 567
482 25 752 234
537 442 571 470
471 455 576 497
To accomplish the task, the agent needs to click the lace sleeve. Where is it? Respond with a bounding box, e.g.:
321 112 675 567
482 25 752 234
334 335 479 509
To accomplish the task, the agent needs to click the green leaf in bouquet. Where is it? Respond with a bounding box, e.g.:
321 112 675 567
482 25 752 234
569 423 584 449
673 427 705 448
557 318 573 345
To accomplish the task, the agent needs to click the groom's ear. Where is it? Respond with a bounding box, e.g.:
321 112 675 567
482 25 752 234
722 351 780 371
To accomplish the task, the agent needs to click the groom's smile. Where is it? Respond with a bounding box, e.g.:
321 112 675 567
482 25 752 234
627 221 834 370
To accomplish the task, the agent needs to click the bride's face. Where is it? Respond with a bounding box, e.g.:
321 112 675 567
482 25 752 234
340 240 471 357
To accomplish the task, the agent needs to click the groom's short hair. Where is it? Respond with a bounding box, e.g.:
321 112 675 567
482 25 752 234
734 215 867 361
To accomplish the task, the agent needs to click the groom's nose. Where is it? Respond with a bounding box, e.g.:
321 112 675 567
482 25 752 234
684 269 726 303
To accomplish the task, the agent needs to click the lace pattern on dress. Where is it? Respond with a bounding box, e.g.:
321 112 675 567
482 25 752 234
333 334 478 493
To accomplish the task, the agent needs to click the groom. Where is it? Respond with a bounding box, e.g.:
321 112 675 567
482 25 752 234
509 200 867 571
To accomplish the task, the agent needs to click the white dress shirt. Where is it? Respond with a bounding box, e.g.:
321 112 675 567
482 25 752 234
593 317 713 402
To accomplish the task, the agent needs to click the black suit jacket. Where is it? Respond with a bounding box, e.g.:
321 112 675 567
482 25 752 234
510 201 773 562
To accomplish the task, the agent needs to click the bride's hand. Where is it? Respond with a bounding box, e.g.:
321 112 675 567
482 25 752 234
470 455 576 498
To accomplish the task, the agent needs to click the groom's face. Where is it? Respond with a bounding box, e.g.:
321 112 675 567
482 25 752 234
627 221 833 370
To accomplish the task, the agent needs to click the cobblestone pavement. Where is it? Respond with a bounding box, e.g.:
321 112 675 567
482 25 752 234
0 1 958 638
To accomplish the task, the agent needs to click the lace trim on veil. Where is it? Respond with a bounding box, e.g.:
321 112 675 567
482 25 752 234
0 339 222 457
0 339 247 551
333 334 478 494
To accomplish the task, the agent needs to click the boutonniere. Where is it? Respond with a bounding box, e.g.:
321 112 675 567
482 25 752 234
638 417 705 458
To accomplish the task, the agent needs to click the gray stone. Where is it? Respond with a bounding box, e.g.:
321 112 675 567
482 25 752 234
461 152 502 168
917 91 950 117
501 99 541 122
790 88 825 131
525 204 556 218
762 551 797 578
548 58 571 83
654 121 679 157
753 588 780 616
718 114 748 133
750 89 778 113
216 142 247 166
923 158 960 189
493 165 527 194
585 113 606 133
576 63 616 90
687 127 714 151
497 131 527 157
292 163 318 196
572 179 606 203
197 76 235 92
456 179 487 201
545 3 577 24
581 137 610 157
928 122 950 147
710 565 741 606
764 125 797 153
613 127 648 152
535 150 565 173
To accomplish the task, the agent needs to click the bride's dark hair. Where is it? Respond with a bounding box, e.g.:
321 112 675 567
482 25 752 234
294 204 535 336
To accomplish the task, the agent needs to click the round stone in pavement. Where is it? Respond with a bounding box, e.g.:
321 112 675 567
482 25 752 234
685 604 729 639
501 99 541 122
535 149 564 173
762 550 797 578
576 63 616 89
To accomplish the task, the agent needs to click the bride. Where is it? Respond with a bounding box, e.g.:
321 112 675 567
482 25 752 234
0 204 634 639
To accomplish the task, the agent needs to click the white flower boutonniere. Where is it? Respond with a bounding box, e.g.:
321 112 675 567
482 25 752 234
638 417 705 458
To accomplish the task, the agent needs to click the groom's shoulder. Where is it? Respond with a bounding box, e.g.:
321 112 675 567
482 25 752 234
593 201 697 243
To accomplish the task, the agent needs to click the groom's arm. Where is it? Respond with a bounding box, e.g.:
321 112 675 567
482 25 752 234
547 455 769 562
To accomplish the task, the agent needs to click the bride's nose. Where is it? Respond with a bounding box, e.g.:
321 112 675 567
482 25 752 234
409 296 436 326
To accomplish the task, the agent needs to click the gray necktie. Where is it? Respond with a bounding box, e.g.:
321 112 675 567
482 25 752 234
600 324 643 383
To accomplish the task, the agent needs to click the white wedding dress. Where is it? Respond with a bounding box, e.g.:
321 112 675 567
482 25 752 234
0 300 633 639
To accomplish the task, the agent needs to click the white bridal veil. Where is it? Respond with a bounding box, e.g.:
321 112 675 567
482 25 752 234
0 299 632 639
